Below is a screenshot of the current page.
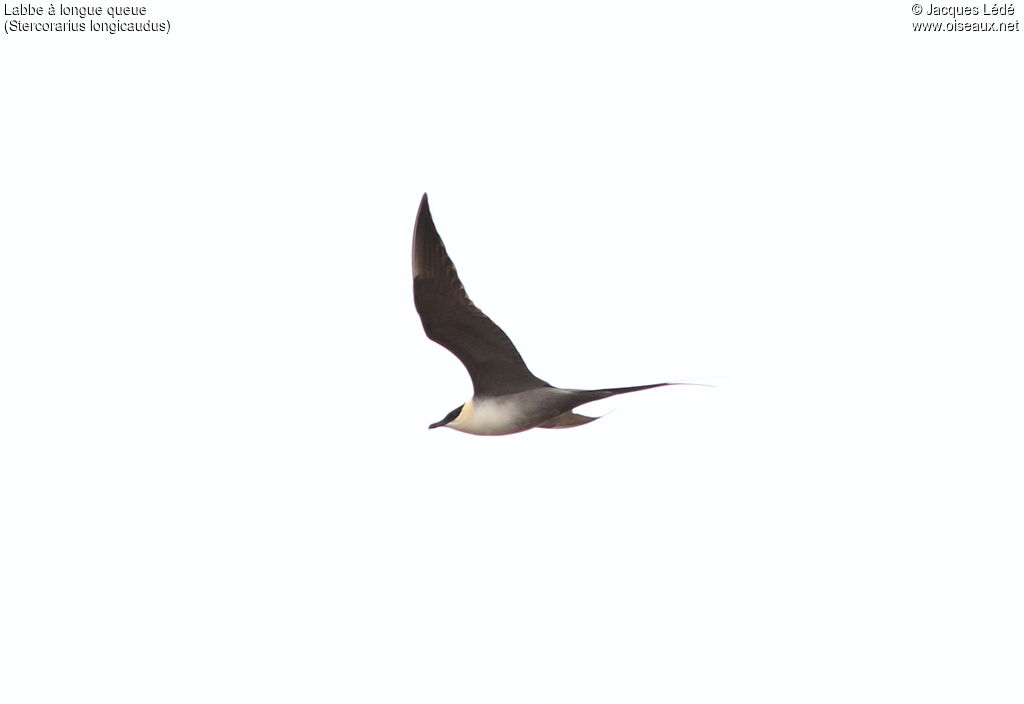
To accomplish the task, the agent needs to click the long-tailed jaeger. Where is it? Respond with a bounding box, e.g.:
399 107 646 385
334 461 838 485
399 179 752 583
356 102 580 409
413 193 698 435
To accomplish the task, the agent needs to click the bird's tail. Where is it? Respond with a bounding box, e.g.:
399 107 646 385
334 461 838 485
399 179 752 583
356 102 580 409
591 382 673 399
571 381 711 405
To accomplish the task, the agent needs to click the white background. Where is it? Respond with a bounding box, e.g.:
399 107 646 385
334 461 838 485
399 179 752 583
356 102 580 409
2 2 1022 702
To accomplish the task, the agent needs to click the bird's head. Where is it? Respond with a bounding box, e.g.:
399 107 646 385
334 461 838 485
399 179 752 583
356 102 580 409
429 404 464 430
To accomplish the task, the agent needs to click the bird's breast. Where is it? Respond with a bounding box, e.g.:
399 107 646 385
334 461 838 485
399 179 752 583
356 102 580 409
448 397 531 436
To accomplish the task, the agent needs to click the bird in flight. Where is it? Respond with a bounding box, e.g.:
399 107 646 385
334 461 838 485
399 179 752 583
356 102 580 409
412 193 700 435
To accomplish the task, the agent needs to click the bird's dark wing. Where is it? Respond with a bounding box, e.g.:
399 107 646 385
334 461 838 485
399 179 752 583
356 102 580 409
412 194 548 397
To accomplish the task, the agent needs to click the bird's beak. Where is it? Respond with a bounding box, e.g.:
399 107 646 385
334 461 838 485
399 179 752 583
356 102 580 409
428 421 444 429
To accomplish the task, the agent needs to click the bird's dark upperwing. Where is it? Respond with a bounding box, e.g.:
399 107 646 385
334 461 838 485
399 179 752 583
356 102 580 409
412 194 548 397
